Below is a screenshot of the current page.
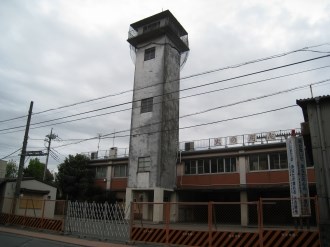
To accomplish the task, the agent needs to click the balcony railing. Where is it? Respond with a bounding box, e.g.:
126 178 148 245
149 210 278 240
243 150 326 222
82 148 129 160
179 128 301 151
84 128 301 160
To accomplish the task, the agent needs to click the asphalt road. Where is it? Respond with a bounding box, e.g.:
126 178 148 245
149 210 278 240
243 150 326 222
0 231 80 247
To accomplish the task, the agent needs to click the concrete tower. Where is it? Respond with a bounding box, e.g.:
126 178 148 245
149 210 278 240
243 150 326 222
126 10 189 221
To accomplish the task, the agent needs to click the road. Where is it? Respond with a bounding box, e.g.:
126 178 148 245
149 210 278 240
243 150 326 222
0 231 80 247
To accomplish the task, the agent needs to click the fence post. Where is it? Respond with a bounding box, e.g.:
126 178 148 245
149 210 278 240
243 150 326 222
41 199 46 229
23 198 27 227
165 202 170 245
129 201 134 242
258 198 264 247
62 200 69 233
208 201 213 247
9 197 15 225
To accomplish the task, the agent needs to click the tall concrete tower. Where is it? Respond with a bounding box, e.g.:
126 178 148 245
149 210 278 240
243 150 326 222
126 10 189 221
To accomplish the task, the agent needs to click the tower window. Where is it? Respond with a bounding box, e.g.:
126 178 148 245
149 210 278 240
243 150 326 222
141 97 153 113
143 21 160 33
138 156 151 172
144 47 155 61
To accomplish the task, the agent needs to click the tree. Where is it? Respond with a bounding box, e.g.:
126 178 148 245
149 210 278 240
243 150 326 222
56 154 95 201
5 160 18 178
23 158 54 182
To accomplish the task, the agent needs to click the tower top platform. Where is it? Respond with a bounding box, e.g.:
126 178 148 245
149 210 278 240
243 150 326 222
127 10 189 53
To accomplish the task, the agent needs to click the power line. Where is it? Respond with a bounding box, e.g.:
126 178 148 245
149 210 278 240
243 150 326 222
1 63 329 136
100 77 328 139
1 43 329 123
0 148 22 160
1 55 329 135
52 105 297 149
60 76 328 144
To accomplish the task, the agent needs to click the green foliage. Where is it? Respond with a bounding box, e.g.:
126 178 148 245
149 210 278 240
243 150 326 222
5 160 18 178
56 154 95 201
23 158 54 182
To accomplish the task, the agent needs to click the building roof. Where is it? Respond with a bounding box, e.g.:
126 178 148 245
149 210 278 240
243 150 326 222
2 177 56 188
130 10 188 35
296 95 330 121
20 188 50 195
296 95 330 107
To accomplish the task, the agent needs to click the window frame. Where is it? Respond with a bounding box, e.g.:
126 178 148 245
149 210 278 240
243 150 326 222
141 97 153 113
143 21 160 33
113 165 127 177
184 157 237 175
144 47 156 61
138 156 151 172
95 166 107 178
249 152 288 171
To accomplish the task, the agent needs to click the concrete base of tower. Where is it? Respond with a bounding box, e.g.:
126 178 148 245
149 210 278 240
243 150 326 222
125 187 176 222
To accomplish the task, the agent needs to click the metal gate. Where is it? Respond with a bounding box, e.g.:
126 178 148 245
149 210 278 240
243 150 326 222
65 201 129 242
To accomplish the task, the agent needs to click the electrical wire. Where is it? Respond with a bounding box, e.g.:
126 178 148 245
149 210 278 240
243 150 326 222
1 43 329 123
0 148 22 160
1 55 329 134
52 105 297 149
60 75 328 143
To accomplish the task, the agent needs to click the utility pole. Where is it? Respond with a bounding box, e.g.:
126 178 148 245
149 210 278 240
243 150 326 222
12 101 33 213
43 128 57 181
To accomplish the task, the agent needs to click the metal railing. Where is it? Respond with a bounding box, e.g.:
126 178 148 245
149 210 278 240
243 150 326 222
179 128 301 151
82 148 129 160
130 197 320 246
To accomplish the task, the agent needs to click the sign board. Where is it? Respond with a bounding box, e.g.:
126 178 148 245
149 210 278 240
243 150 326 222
25 151 47 156
286 136 311 217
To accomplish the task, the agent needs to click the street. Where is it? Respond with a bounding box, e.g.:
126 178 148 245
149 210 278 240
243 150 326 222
0 231 80 247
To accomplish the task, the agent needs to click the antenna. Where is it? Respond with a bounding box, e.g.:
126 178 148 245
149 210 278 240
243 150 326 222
97 133 102 153
113 129 116 147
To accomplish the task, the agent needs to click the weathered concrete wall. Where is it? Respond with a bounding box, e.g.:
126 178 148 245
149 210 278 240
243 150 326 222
159 39 180 188
128 35 180 190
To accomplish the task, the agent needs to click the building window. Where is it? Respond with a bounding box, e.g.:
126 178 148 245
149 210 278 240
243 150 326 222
225 157 237 172
143 21 160 33
95 166 107 178
249 152 288 171
113 165 127 177
144 47 155 61
249 154 268 171
217 157 237 173
269 152 288 170
184 157 236 174
138 157 151 172
184 160 196 174
141 97 153 113
210 158 217 173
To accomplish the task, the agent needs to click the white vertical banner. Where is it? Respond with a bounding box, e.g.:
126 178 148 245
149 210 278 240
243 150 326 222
286 136 311 217
296 137 311 216
287 137 301 217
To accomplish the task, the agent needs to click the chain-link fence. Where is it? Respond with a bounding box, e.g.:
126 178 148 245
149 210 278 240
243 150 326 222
65 201 130 242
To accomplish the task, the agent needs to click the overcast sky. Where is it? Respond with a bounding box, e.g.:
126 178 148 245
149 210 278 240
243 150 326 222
1 0 330 173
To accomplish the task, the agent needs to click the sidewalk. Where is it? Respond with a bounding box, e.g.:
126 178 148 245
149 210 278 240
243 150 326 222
0 226 133 247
